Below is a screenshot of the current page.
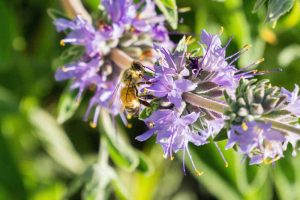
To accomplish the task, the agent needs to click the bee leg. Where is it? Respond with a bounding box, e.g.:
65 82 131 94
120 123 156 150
137 81 153 86
139 94 155 100
138 99 151 107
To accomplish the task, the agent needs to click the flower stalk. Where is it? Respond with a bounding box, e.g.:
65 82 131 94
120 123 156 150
60 0 92 23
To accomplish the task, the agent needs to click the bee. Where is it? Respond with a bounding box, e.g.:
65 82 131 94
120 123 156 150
119 61 148 117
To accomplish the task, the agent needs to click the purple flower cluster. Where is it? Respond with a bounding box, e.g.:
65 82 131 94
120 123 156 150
282 85 300 117
135 30 300 172
54 0 172 126
227 122 285 164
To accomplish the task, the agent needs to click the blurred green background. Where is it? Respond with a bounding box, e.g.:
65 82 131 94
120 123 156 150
1 0 300 199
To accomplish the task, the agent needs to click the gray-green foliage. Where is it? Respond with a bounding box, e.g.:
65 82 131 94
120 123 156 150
253 0 296 23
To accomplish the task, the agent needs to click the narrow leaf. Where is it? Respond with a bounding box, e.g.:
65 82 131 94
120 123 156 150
155 0 178 29
267 0 295 22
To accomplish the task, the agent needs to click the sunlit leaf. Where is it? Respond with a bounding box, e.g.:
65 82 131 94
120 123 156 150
253 0 268 12
24 102 85 174
99 111 139 171
278 44 300 66
0 86 18 117
154 0 178 29
0 131 27 200
47 8 69 20
83 138 128 200
57 85 80 124
267 0 295 22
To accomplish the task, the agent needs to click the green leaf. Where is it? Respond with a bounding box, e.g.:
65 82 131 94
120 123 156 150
0 86 18 117
24 103 85 174
0 130 27 200
267 0 295 22
174 36 187 53
154 0 178 29
99 111 139 172
47 8 69 20
139 100 159 120
136 152 154 175
253 0 268 13
57 46 86 66
83 163 128 200
57 85 80 124
278 44 300 66
213 128 228 141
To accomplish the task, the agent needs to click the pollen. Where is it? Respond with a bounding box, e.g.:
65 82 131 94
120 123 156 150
218 26 224 35
148 122 154 128
89 122 97 128
243 44 252 50
263 156 280 165
143 88 147 94
255 58 265 65
60 40 65 46
170 156 174 160
127 114 132 119
195 169 204 176
61 66 68 72
224 162 229 168
242 122 248 131
127 123 133 128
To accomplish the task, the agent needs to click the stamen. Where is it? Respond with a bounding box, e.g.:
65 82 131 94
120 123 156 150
263 156 280 164
214 142 229 168
90 121 97 128
226 44 251 62
126 123 133 128
60 40 65 46
127 114 132 119
195 169 204 176
178 7 191 13
186 36 194 45
186 143 203 176
182 146 187 175
120 113 129 127
237 58 264 73
90 106 101 128
242 122 248 131
218 26 224 36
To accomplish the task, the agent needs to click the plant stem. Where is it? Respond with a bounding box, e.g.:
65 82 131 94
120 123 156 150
110 48 133 70
183 92 300 135
60 0 92 23
183 92 227 114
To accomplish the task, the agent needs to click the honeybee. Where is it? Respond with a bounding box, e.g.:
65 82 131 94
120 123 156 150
119 61 148 117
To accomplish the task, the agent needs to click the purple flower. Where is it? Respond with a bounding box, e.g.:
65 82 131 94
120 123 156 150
102 0 136 25
281 84 300 117
147 75 196 108
136 110 205 174
55 58 102 101
54 0 173 126
84 82 122 127
194 30 256 94
145 46 196 108
226 121 285 165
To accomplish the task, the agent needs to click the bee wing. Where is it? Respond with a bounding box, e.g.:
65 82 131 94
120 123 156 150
109 71 124 109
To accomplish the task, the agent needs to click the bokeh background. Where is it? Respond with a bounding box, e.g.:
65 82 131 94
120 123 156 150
1 0 300 199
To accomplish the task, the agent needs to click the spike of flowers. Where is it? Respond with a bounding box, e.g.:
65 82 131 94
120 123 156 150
53 0 173 126
54 0 300 174
135 30 300 171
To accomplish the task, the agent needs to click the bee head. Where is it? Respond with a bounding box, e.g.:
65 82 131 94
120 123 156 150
131 61 145 72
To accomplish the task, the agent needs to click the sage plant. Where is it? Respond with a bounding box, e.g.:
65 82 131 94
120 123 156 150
54 0 300 175
54 0 172 127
